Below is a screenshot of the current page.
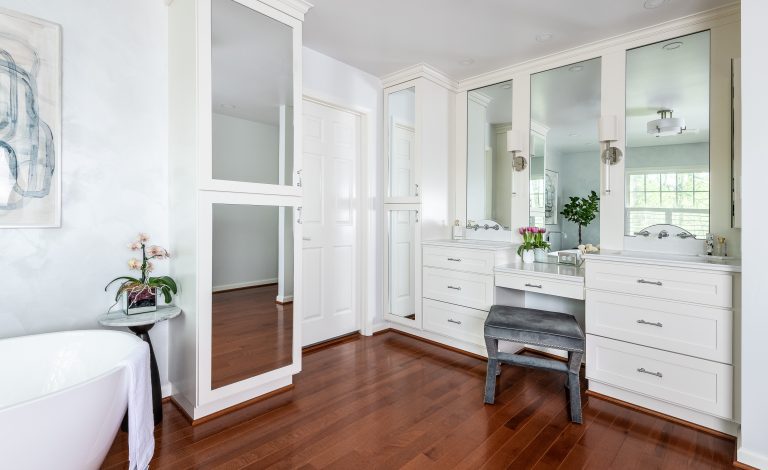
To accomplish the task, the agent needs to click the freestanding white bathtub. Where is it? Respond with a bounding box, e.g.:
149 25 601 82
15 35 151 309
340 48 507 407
0 330 145 470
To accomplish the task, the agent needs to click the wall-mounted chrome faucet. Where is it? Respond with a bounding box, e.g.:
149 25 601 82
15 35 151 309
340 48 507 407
634 230 651 237
657 230 669 239
675 231 696 239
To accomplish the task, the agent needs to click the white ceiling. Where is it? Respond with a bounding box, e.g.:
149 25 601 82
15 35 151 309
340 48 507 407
303 0 732 81
212 0 293 125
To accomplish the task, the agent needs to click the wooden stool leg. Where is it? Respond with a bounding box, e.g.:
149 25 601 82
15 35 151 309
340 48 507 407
567 351 584 424
484 337 499 404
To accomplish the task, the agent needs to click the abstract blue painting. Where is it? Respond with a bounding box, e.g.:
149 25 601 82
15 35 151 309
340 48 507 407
0 8 61 227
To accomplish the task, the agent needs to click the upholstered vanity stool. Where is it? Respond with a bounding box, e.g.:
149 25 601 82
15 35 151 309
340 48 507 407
483 305 586 423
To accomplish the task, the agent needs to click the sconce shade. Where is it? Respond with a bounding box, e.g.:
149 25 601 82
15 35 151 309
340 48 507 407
506 130 523 152
598 115 618 142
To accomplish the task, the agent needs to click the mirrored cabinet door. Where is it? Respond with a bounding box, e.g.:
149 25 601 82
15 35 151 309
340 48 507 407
466 80 513 231
625 31 710 239
210 203 295 389
210 0 295 188
385 208 420 325
530 58 602 249
387 87 417 201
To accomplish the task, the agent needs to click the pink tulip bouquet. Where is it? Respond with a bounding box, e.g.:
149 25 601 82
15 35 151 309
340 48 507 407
105 233 178 314
517 226 550 256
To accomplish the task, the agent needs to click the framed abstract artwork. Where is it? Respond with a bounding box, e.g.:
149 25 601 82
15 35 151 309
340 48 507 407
0 8 62 228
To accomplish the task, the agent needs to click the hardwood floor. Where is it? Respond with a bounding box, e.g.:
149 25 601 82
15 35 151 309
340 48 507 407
103 331 735 469
211 285 293 389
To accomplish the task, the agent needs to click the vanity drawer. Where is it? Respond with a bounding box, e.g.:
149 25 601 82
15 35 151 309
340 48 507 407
423 245 496 274
423 299 487 347
586 291 732 363
422 267 494 310
586 260 732 308
586 335 733 419
495 272 584 300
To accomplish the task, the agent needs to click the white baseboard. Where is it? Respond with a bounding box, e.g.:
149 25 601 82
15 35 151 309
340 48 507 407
161 382 173 398
275 294 293 303
212 278 278 292
738 445 768 469
371 321 390 334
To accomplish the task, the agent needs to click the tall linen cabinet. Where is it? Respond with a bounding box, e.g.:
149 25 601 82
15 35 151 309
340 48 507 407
167 0 310 420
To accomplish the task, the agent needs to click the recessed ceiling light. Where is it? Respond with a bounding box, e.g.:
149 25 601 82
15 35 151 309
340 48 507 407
643 0 668 9
459 58 475 65
568 65 584 72
535 33 553 42
662 41 683 51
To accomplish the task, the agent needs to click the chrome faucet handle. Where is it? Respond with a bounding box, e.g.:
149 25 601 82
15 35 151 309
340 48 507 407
634 230 651 237
676 232 696 239
492 224 500 231
658 230 669 239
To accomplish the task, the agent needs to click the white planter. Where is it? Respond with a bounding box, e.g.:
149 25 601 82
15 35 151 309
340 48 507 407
534 248 548 263
521 249 535 264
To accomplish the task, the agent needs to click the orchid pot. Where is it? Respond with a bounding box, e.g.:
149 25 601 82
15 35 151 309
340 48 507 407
122 287 158 315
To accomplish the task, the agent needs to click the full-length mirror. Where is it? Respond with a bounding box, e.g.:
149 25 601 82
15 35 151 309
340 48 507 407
466 80 513 230
211 204 294 389
625 31 710 238
388 87 416 199
211 0 294 186
387 209 417 320
530 58 602 249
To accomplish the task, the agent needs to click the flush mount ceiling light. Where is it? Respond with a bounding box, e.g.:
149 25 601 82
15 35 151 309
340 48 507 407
459 58 475 65
643 0 668 9
535 33 553 42
662 41 683 51
647 109 686 137
568 65 584 72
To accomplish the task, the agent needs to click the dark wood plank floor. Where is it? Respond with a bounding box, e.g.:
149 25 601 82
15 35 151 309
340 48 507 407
211 285 293 389
103 331 735 469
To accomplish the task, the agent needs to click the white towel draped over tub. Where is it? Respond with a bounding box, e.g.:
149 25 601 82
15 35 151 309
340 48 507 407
119 341 155 470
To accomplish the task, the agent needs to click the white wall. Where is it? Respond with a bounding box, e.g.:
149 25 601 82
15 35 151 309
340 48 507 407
302 47 383 330
739 1 768 467
0 1 171 392
212 113 279 184
555 150 601 247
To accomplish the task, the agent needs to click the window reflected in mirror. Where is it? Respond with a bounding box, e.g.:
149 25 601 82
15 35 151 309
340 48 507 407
387 209 417 320
466 80 513 230
625 30 710 238
211 203 294 389
211 0 294 186
530 58 602 249
388 87 416 198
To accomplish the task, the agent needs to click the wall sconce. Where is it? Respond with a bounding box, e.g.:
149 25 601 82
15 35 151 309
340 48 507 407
506 130 527 171
598 115 623 195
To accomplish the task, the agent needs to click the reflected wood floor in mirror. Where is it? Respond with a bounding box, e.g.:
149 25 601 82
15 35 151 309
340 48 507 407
103 332 735 469
211 285 293 389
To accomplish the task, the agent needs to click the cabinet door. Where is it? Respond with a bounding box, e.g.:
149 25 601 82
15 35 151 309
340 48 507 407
384 206 421 328
385 83 419 203
203 0 302 196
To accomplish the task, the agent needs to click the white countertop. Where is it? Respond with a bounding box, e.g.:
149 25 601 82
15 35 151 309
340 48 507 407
422 239 515 251
495 262 585 282
585 250 741 273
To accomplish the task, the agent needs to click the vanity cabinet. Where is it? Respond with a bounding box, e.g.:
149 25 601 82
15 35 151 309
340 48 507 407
418 240 514 352
167 0 310 421
585 253 739 434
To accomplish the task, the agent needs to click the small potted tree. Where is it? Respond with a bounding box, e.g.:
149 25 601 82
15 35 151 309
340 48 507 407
560 191 600 246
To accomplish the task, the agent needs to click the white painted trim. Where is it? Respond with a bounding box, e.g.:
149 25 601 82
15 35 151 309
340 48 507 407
381 63 459 91
302 91 374 336
737 446 768 470
275 294 293 303
371 321 391 335
212 278 278 292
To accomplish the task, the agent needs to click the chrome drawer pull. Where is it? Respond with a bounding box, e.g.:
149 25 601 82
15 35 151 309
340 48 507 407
637 367 663 378
447 258 462 262
637 319 663 327
447 318 462 325
447 285 462 291
637 279 663 286
524 283 543 289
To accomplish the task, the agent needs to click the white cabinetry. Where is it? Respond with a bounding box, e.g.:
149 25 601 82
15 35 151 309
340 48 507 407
585 252 740 435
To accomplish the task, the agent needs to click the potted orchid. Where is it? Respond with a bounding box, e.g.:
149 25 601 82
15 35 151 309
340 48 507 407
517 227 550 264
105 233 178 315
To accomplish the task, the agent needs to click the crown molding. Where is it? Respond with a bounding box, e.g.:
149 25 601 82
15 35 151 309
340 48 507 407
381 63 459 91
165 0 313 20
457 2 740 91
468 90 492 107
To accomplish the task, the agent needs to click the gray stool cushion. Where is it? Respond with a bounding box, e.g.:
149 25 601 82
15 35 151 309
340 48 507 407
485 305 584 352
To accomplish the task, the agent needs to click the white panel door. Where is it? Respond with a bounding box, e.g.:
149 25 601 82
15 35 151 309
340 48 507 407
390 122 416 199
301 99 360 346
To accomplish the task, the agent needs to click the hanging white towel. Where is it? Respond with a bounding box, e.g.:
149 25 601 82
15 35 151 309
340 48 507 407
119 341 155 470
